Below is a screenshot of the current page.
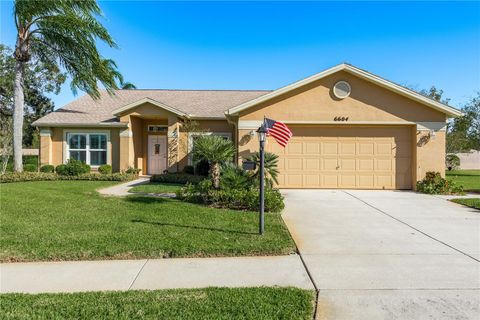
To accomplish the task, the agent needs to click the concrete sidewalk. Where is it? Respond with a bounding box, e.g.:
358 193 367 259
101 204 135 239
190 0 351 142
97 177 149 196
0 255 314 294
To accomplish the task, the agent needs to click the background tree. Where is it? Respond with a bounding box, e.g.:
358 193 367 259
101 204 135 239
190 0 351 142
416 85 479 153
11 0 123 171
1 44 66 148
120 81 137 89
193 135 235 189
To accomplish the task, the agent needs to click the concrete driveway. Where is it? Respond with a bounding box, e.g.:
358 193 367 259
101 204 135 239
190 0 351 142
282 190 480 320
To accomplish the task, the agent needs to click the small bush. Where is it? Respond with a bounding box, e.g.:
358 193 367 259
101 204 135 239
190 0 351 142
182 165 195 175
55 159 90 176
40 165 55 173
0 172 138 183
55 164 67 175
23 164 37 172
98 164 112 174
151 173 205 185
416 171 464 195
177 184 285 213
125 167 141 175
220 163 253 190
446 154 460 171
195 159 210 176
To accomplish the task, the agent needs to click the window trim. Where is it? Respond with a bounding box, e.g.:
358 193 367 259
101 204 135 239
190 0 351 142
63 129 111 167
147 125 168 133
187 132 232 165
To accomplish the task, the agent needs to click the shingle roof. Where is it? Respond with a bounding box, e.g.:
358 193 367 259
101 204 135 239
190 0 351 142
33 89 271 126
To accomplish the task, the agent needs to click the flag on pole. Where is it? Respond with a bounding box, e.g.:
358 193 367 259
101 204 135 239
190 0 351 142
264 117 293 147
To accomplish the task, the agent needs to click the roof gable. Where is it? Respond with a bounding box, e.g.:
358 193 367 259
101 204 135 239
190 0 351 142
226 63 462 117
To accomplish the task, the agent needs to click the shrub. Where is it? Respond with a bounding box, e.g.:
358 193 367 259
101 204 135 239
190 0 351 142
55 159 90 176
125 167 141 175
195 159 210 176
445 154 460 171
40 165 55 173
98 164 112 174
23 164 37 172
177 184 284 213
416 171 464 195
0 172 138 183
245 152 280 188
220 163 253 190
182 165 195 175
55 164 67 175
151 173 205 185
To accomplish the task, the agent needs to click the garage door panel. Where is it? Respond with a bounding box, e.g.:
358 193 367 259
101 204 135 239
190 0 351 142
375 158 393 171
376 175 394 189
286 158 303 170
358 142 375 155
357 158 374 171
322 175 338 188
272 126 412 189
339 158 356 171
323 158 338 170
358 175 375 188
304 158 320 170
322 142 338 155
304 142 321 155
339 174 356 188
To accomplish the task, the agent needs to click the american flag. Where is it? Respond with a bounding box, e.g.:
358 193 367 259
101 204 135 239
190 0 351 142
264 118 293 147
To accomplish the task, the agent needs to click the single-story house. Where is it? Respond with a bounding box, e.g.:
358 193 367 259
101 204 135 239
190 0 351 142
33 63 462 189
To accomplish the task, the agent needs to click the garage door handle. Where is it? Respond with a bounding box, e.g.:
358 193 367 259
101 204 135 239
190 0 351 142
336 166 340 170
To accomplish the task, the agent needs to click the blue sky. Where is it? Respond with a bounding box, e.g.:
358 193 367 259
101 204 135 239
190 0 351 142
1 1 479 109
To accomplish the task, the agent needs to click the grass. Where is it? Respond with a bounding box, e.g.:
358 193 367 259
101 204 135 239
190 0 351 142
129 182 183 194
450 198 480 210
0 287 315 320
0 181 295 262
446 170 480 193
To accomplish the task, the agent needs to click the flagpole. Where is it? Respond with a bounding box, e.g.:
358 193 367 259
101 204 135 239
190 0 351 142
257 118 267 235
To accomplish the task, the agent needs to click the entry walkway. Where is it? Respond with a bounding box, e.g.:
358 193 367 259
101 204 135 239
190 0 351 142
0 255 314 294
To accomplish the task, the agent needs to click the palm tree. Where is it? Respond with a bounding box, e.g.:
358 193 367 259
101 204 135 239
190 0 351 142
12 0 122 171
193 135 235 189
120 81 137 90
246 152 280 188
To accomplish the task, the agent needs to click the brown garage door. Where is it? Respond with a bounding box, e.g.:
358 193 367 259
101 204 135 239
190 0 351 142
267 126 412 189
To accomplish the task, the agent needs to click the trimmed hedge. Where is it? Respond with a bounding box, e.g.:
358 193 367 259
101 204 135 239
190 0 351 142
23 164 37 172
0 172 138 184
151 173 205 185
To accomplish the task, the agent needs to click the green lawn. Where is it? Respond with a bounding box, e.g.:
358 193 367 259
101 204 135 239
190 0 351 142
451 198 480 210
129 182 183 194
0 287 315 320
0 181 296 262
446 170 480 193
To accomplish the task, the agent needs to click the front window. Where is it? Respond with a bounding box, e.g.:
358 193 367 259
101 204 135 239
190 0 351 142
67 133 108 166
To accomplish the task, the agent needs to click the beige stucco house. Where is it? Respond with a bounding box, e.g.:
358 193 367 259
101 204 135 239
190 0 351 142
33 63 462 189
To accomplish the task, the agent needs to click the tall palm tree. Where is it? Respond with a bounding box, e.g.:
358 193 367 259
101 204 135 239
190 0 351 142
193 135 235 189
12 0 122 171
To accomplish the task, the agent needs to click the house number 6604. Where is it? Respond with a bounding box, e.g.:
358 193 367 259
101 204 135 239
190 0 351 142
334 116 349 121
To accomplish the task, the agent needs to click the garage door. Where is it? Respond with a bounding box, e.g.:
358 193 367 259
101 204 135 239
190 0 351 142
267 126 412 189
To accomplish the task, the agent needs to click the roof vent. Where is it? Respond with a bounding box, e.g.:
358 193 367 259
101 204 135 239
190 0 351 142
333 81 351 99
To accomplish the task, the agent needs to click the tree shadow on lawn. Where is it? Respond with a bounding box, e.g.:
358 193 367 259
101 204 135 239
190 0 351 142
131 219 258 236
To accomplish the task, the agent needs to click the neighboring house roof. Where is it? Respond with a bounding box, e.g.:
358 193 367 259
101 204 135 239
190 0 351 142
33 89 271 127
226 63 463 117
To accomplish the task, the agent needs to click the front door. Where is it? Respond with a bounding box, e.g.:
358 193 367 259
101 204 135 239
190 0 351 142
148 135 167 174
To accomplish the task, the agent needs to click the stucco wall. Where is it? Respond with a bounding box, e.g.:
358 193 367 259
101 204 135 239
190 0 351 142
239 71 446 123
